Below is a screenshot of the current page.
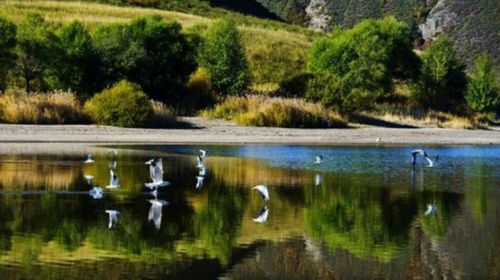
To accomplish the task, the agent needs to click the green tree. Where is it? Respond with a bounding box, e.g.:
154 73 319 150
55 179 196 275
53 21 101 97
200 18 251 96
465 53 500 114
307 17 418 114
0 16 17 92
84 80 153 127
410 36 466 111
93 15 197 102
15 13 59 92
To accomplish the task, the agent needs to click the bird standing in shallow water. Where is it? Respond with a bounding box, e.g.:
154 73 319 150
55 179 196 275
85 154 94 163
315 155 323 164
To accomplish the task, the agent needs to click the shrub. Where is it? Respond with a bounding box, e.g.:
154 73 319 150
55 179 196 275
84 80 153 127
465 53 500 114
200 18 252 96
149 100 177 128
0 90 85 124
93 15 197 101
410 36 466 111
278 73 314 98
305 72 356 115
15 13 60 92
0 16 17 92
53 20 101 97
202 96 347 128
307 17 419 114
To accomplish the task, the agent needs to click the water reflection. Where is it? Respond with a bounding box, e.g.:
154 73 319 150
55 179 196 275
0 145 498 279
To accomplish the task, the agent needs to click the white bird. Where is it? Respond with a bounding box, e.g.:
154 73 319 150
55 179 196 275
106 170 120 189
108 149 118 155
89 187 103 199
106 210 119 229
145 158 170 192
85 154 94 164
315 155 323 164
424 205 438 216
145 159 155 165
253 185 269 202
148 199 169 229
376 137 382 143
253 205 269 223
196 156 205 168
411 149 440 167
196 176 205 189
84 175 94 185
315 173 323 187
200 149 208 157
199 167 207 176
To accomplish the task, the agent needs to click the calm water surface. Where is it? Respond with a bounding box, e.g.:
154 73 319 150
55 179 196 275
0 144 499 280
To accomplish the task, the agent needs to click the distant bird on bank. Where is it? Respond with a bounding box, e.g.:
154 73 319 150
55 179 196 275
411 149 440 167
253 205 269 223
84 175 94 185
148 199 169 230
85 154 94 164
425 205 438 216
253 185 269 202
376 137 382 143
195 176 205 189
315 155 323 164
145 158 169 195
106 170 120 189
106 210 119 229
200 149 208 158
197 156 205 168
108 149 118 155
89 187 103 199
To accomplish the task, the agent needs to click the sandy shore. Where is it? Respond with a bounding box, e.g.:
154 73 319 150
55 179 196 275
0 117 499 145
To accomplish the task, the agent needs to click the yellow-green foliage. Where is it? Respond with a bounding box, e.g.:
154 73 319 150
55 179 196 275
0 90 85 124
84 80 153 127
202 96 347 128
149 100 177 128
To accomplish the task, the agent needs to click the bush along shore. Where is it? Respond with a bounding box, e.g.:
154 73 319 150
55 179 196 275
0 4 498 129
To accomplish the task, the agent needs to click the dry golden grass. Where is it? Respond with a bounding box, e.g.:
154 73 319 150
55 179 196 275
202 95 347 128
363 104 487 129
149 100 178 127
0 90 86 124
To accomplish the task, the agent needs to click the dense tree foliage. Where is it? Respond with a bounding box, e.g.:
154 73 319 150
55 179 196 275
200 18 251 96
307 17 419 114
53 21 101 96
93 15 197 102
15 13 59 92
0 16 17 92
410 36 467 111
465 53 500 114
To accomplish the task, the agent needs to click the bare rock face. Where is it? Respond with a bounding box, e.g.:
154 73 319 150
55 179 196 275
305 0 331 32
419 0 458 41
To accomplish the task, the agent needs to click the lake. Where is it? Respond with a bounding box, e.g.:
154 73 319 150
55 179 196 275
0 144 499 280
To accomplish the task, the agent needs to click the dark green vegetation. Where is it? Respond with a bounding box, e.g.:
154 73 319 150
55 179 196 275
466 53 500 114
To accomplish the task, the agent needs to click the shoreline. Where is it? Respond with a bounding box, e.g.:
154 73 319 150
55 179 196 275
0 117 499 145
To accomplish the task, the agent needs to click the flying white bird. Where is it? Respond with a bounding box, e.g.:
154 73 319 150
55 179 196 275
195 176 205 189
196 156 205 168
84 175 94 185
108 149 118 155
315 173 323 187
199 167 207 176
106 170 120 189
148 199 169 229
200 150 208 157
253 185 269 202
106 210 119 229
315 155 323 164
85 154 94 164
411 149 440 167
253 205 269 223
424 205 438 216
89 187 103 199
145 158 170 194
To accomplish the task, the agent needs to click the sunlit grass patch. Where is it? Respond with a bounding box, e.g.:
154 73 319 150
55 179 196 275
0 90 86 124
201 96 347 128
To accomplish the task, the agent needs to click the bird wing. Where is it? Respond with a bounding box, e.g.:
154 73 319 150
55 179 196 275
111 170 118 186
197 156 203 166
253 206 269 223
153 163 163 183
253 185 269 201
424 155 434 166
